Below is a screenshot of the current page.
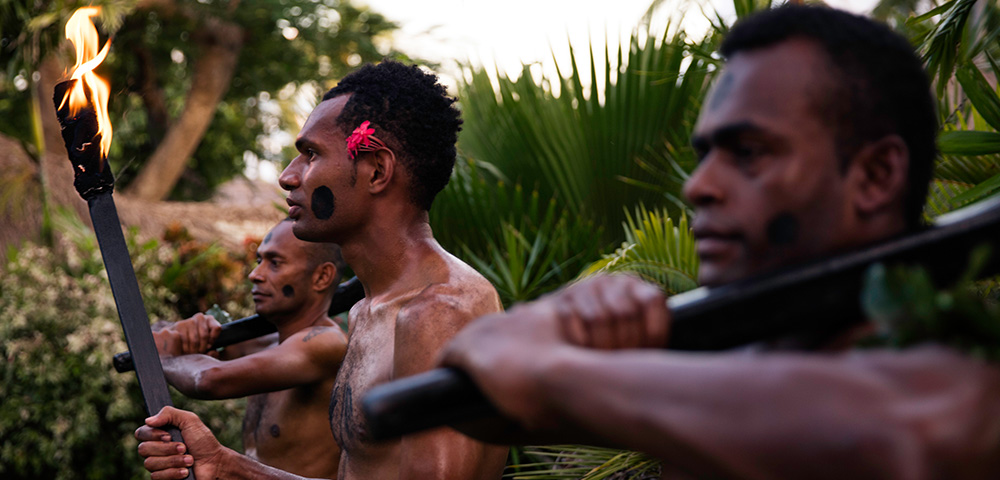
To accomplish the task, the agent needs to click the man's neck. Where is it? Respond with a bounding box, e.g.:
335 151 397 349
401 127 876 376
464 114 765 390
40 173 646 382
339 211 437 301
268 299 333 343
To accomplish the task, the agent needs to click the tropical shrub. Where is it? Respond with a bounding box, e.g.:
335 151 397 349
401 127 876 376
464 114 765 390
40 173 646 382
159 221 257 317
0 223 252 480
896 0 1000 216
433 157 607 306
453 15 713 247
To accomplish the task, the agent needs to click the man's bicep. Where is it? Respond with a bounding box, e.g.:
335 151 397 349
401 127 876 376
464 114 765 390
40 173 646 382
241 329 345 387
219 332 278 360
200 332 341 397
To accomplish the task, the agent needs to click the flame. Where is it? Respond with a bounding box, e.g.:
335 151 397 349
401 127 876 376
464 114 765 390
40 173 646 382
60 7 113 159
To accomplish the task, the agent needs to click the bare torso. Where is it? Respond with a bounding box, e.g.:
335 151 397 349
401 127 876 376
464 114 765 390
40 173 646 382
244 375 341 478
330 250 509 480
222 326 345 479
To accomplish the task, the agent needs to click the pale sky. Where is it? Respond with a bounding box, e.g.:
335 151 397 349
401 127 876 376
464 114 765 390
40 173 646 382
250 0 882 182
360 0 882 84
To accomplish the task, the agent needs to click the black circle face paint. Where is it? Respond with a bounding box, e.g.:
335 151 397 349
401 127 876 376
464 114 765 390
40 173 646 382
311 186 335 220
282 285 295 297
270 424 280 437
766 212 800 246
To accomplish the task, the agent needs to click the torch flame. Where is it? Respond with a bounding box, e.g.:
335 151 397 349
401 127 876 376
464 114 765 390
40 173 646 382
60 7 113 159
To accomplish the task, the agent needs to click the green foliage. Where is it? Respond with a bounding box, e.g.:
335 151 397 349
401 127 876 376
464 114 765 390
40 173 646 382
506 445 660 480
860 247 1000 361
918 0 980 94
1 0 401 198
433 157 606 306
158 222 256 317
897 0 1000 214
583 205 697 295
0 221 252 479
454 10 714 247
436 2 720 307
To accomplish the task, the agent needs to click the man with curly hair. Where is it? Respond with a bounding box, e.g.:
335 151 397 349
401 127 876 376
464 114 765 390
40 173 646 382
135 61 509 479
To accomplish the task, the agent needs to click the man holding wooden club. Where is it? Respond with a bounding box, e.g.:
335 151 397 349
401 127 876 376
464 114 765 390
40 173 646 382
136 61 508 480
135 5 1000 479
151 219 348 479
435 5 1000 479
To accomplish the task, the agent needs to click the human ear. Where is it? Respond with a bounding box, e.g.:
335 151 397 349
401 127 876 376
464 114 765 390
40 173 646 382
312 262 337 292
848 134 908 218
366 149 396 194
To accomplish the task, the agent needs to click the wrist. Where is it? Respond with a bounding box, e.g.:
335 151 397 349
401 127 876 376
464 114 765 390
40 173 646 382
214 446 250 479
523 346 583 429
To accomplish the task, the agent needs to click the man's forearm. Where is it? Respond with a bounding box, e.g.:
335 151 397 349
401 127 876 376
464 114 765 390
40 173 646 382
531 347 1000 479
161 355 224 399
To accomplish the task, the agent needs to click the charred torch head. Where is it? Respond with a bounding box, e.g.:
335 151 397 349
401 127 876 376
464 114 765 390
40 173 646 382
54 79 114 199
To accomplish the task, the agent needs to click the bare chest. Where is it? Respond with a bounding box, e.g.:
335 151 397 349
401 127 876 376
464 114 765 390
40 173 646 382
330 311 397 454
243 380 334 454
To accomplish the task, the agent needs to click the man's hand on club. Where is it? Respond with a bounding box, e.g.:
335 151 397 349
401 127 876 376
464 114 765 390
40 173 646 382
153 314 221 357
438 274 670 430
135 406 228 480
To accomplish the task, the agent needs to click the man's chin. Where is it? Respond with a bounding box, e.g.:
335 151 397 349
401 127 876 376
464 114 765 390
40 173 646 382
290 220 326 242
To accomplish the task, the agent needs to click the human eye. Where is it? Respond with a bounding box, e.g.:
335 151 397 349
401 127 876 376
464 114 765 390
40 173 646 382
691 137 709 162
255 255 262 265
732 140 767 163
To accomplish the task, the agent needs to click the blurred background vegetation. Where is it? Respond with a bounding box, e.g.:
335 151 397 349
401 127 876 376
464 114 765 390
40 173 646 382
2 0 999 478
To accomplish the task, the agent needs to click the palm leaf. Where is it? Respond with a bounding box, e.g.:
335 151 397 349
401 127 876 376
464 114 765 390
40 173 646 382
955 63 1000 131
583 204 698 295
939 131 1000 156
505 445 660 480
455 12 714 246
920 0 977 93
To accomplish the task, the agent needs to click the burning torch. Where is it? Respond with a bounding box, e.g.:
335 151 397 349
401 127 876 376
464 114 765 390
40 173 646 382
53 8 194 479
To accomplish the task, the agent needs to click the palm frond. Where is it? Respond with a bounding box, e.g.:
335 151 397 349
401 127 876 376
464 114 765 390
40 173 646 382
583 204 698 295
920 0 978 93
455 9 715 245
505 445 660 480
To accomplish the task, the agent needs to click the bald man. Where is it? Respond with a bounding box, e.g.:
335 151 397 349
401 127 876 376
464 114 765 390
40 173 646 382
153 220 348 478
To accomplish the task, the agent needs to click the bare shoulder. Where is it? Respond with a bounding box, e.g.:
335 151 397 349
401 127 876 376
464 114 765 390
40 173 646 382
391 259 501 358
285 323 347 346
280 324 348 364
400 264 501 328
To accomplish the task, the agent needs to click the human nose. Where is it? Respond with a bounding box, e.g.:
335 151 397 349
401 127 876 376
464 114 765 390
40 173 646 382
248 263 265 283
683 155 726 207
279 157 302 192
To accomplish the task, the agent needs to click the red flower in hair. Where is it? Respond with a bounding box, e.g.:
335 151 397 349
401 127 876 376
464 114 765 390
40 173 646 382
346 121 377 159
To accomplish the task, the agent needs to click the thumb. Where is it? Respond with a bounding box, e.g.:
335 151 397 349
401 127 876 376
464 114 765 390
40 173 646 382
145 406 197 429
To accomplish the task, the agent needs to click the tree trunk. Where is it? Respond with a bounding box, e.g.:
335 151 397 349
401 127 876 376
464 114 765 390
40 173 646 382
0 133 44 259
126 17 243 201
132 43 170 146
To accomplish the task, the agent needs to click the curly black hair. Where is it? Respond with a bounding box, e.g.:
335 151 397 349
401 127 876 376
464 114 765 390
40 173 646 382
721 5 937 231
322 61 462 211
